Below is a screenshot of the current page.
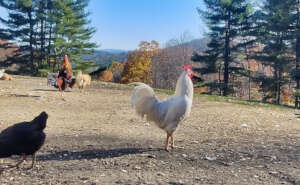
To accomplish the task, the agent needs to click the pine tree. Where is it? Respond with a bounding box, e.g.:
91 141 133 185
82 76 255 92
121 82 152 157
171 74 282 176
289 0 300 106
53 0 97 68
253 0 293 104
36 0 47 68
194 0 252 96
0 0 38 72
238 3 256 100
0 0 97 73
192 35 224 95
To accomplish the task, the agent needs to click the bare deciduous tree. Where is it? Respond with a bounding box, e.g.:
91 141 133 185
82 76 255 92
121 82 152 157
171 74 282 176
152 32 194 89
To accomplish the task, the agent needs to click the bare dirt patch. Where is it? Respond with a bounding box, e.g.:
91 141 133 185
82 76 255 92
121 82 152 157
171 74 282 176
0 75 299 185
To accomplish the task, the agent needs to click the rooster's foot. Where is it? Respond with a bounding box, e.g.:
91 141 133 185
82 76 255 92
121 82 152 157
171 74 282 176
171 145 184 150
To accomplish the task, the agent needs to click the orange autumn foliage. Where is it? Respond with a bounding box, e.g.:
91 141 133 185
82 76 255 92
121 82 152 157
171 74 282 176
98 70 114 82
120 41 160 84
281 88 292 105
194 87 208 94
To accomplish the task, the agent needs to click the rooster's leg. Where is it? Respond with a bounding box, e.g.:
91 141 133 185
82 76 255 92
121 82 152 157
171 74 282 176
164 134 170 152
170 135 184 150
13 154 27 169
0 159 4 173
61 91 65 100
29 153 36 169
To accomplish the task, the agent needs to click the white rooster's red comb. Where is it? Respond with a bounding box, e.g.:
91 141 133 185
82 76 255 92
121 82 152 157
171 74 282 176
183 64 191 71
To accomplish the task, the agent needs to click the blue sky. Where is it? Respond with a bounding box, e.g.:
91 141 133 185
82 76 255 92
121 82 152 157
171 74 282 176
0 0 205 50
89 0 205 50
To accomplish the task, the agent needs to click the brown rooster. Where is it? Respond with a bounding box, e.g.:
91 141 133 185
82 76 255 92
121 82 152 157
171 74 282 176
57 55 76 91
47 55 76 91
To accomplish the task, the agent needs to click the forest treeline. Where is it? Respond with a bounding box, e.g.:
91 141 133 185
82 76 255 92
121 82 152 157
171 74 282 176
1 0 300 106
0 0 96 74
117 0 300 106
191 0 300 105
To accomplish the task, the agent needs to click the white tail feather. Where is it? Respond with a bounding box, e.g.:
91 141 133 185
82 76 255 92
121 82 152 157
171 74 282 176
0 69 5 79
131 83 155 106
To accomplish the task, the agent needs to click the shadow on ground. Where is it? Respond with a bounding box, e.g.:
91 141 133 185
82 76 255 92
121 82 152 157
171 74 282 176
33 88 73 92
7 93 41 98
37 147 159 161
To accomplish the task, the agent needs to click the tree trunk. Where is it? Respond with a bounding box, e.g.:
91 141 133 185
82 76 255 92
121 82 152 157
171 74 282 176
47 23 53 69
294 0 300 107
218 65 222 96
40 18 44 66
28 9 35 72
275 67 281 105
248 60 251 100
223 12 231 96
245 43 251 100
296 37 300 89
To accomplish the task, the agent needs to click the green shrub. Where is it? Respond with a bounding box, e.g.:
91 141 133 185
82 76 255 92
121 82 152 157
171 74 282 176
294 89 300 97
36 69 50 77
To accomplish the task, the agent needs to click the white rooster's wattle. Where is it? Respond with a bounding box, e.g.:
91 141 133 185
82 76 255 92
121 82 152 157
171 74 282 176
131 64 194 151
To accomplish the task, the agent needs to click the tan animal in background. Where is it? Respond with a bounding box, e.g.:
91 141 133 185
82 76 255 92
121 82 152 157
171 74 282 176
0 73 13 80
76 70 91 89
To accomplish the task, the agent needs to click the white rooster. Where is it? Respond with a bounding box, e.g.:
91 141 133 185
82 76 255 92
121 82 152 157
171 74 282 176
131 64 194 151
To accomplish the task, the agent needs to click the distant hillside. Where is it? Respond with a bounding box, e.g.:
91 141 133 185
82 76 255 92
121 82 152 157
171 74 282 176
81 38 209 68
100 49 131 54
183 38 209 52
81 49 129 67
164 37 209 52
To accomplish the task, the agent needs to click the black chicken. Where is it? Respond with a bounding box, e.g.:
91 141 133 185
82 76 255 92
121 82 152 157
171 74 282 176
0 111 48 169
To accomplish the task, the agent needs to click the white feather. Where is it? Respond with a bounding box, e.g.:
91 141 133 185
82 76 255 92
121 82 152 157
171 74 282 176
0 69 5 79
131 70 193 135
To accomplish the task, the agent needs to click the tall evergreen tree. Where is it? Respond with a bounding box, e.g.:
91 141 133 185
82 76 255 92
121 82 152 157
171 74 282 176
53 0 97 68
289 0 300 105
0 0 38 72
36 0 47 67
238 4 256 100
253 0 293 104
296 1 300 88
192 35 224 95
0 0 97 73
194 0 252 96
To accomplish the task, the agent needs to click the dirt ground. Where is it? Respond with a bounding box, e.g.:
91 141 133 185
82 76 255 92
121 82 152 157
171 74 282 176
0 75 299 185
